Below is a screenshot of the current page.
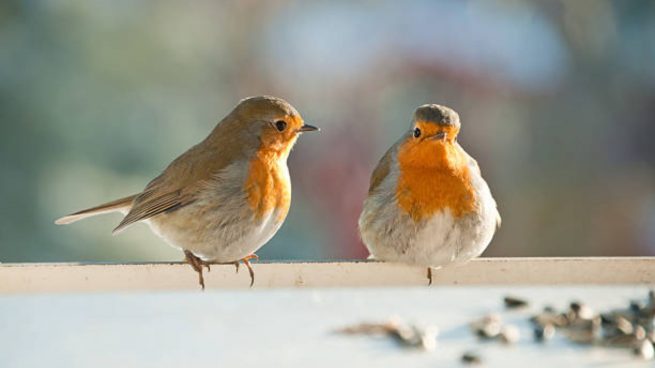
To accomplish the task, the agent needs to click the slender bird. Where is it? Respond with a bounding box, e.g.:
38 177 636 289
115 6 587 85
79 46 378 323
56 96 319 288
358 104 500 283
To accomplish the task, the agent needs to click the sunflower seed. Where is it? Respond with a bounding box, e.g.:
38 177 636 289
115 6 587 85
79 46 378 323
500 325 520 344
461 351 482 364
633 340 655 360
534 323 555 342
471 314 502 339
503 296 529 309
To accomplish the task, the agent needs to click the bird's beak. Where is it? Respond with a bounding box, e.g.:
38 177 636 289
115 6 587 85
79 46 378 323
431 131 447 141
299 124 320 133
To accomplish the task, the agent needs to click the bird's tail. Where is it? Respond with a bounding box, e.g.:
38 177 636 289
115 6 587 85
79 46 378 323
54 194 137 225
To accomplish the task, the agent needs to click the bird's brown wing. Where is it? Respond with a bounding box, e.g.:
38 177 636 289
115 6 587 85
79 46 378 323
459 143 502 229
112 189 194 234
113 123 250 234
368 143 398 194
469 158 501 228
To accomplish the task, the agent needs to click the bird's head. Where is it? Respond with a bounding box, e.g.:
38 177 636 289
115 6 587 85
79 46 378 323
226 96 318 157
398 104 462 168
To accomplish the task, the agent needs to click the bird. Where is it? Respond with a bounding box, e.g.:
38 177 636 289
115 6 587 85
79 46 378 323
358 104 500 284
56 96 319 289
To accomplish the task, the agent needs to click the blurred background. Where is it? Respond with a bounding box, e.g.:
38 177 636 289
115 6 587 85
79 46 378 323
1 0 654 262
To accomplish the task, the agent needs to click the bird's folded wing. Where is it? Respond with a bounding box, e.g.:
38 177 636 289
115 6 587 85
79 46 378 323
368 143 398 194
112 189 196 234
111 130 247 234
462 149 502 228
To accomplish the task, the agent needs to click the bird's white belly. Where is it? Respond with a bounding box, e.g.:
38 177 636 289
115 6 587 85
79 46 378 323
410 210 461 266
369 208 495 268
216 209 284 261
362 176 499 268
141 159 290 263
409 209 490 267
145 207 284 263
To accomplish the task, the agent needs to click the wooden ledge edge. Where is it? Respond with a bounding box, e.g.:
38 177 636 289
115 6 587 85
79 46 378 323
0 257 653 293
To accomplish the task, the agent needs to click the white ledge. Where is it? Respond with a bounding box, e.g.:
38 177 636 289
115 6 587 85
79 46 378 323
1 257 654 293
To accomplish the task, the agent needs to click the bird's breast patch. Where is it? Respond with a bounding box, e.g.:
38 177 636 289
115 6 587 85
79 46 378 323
244 154 291 222
396 143 477 221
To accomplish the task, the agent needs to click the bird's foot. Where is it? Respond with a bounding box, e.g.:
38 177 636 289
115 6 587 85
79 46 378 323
426 266 442 286
233 254 258 287
184 250 211 290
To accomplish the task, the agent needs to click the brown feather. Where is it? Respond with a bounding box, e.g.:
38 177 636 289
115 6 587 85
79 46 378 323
112 190 195 234
110 101 263 233
54 194 136 225
368 142 400 194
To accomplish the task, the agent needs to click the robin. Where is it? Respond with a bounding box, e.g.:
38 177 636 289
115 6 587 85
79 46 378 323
358 104 500 284
56 96 319 289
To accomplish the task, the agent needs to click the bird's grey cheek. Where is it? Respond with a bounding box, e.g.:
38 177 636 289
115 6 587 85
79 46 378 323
253 121 268 135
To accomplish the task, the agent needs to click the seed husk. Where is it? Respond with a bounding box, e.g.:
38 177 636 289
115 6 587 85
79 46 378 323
603 334 641 348
532 311 569 328
337 319 438 351
471 314 502 340
500 325 520 344
633 340 655 360
534 323 555 342
461 351 482 364
634 325 647 340
569 301 595 320
503 296 529 309
614 316 634 335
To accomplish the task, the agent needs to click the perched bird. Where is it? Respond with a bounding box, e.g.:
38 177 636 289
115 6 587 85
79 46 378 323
56 96 319 289
358 104 500 284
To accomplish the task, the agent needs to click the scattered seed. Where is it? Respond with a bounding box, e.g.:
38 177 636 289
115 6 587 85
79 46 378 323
461 351 482 364
336 322 392 335
504 296 529 309
534 323 555 342
634 325 647 340
633 340 655 360
630 301 645 314
614 316 634 335
500 325 520 344
340 290 655 364
569 302 594 320
603 334 641 348
566 329 597 344
471 314 502 340
532 311 569 328
337 319 437 351
600 313 615 327
543 305 556 314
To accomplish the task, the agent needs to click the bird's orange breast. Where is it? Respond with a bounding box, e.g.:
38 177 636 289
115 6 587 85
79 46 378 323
244 149 291 222
396 141 476 221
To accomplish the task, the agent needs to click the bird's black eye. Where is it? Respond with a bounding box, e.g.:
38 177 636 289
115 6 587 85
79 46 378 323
413 127 421 138
275 120 287 132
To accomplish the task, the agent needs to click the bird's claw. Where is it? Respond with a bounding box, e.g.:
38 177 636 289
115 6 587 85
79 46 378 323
184 250 211 290
233 254 257 287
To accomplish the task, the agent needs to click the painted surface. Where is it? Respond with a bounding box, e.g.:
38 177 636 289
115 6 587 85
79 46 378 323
0 286 651 367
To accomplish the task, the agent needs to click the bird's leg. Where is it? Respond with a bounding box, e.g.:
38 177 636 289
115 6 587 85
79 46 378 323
184 250 211 290
426 266 442 286
233 254 258 287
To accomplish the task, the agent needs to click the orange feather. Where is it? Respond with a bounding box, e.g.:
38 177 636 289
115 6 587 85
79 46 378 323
396 122 476 221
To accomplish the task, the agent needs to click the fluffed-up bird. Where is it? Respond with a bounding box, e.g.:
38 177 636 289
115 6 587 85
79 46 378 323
358 104 500 284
